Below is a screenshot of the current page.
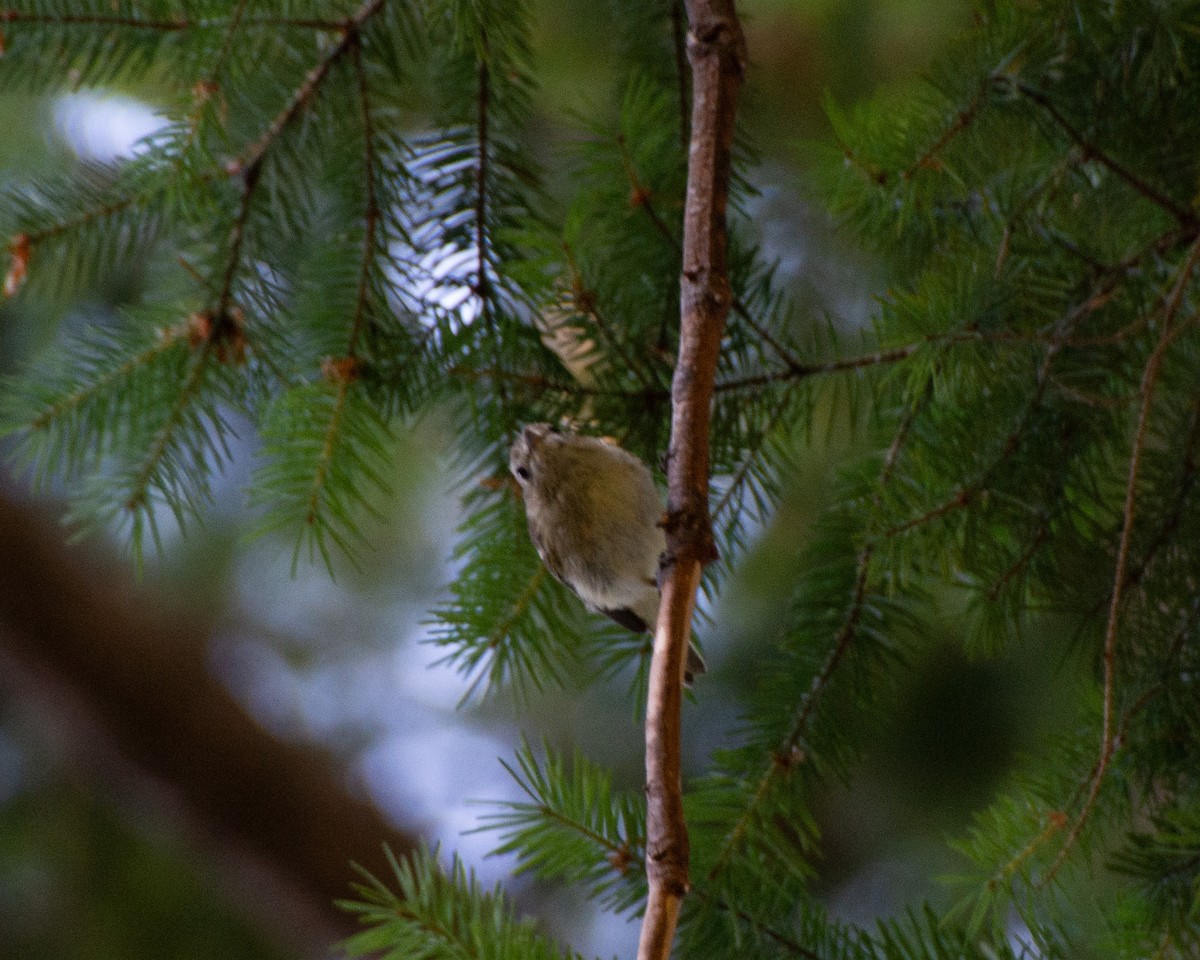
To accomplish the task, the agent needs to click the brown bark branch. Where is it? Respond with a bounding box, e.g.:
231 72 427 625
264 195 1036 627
638 2 744 959
0 492 420 950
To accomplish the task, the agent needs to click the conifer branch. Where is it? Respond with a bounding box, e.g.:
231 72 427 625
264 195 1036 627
343 846 577 960
25 337 179 434
640 2 744 958
1119 401 1200 596
447 366 582 394
448 335 916 398
303 89 384 567
350 41 380 356
713 342 921 391
984 514 1051 603
486 567 547 654
533 802 636 864
1044 237 1200 881
474 52 494 329
711 388 791 522
227 0 386 176
209 0 251 83
492 750 820 956
562 242 655 390
0 9 355 31
238 16 354 31
711 323 1133 395
902 79 988 180
1011 80 1196 227
877 255 1151 546
728 298 810 374
0 10 187 30
124 343 214 515
13 107 235 270
706 387 924 884
987 810 1069 892
23 193 142 246
447 324 1092 403
834 135 888 187
305 381 353 528
617 129 810 376
689 888 822 959
216 161 261 321
470 39 514 428
882 341 1061 540
617 133 678 246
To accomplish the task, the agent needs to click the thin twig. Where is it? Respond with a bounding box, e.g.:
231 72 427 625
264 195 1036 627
619 125 819 384
984 514 1052 603
714 342 922 392
620 130 877 375
227 0 387 175
0 10 187 29
985 810 1069 893
125 342 214 513
1118 400 1200 595
1048 592 1200 873
0 9 357 30
215 161 262 320
305 379 351 528
350 41 380 356
300 42 381 545
879 253 1153 540
238 15 355 30
562 242 656 390
618 133 681 246
23 194 146 246
902 79 988 180
469 36 515 434
1012 80 1195 227
707 384 927 883
1041 338 1161 878
475 53 492 327
27 337 179 433
448 366 589 393
207 0 251 85
883 340 1062 540
689 888 823 959
1043 237 1200 881
712 388 792 522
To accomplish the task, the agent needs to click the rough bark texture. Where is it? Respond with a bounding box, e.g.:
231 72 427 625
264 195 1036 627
638 2 744 959
0 491 420 953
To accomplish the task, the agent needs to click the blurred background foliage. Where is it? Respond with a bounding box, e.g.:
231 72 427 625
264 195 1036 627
0 0 1103 958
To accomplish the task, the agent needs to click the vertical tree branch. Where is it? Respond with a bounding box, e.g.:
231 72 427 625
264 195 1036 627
638 3 744 959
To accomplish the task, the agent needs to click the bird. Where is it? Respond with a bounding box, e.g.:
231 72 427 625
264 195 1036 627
509 423 706 684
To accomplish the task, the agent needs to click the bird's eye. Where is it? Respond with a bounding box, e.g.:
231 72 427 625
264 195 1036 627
516 466 531 480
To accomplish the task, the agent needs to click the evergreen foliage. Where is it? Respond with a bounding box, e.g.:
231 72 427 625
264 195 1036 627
2 0 1200 958
342 844 583 960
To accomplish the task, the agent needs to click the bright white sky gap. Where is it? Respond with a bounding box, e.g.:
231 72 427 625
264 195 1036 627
53 91 168 162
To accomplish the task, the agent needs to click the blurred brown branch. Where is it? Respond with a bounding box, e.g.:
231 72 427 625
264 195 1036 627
0 491 419 954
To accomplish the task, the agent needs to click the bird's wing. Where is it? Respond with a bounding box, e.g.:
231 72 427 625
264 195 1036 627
529 523 567 584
